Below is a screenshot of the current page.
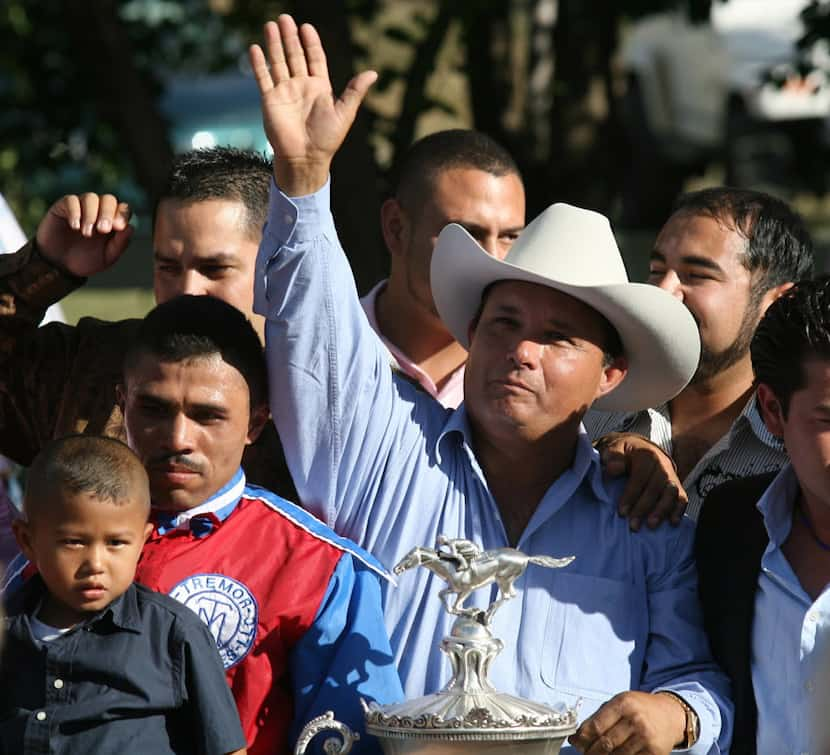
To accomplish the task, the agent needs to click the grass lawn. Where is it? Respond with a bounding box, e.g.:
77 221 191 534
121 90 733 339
59 288 155 324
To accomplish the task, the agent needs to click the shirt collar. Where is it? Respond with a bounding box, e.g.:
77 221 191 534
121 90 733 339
629 393 781 450
12 576 142 635
756 463 799 547
153 468 246 537
434 405 609 504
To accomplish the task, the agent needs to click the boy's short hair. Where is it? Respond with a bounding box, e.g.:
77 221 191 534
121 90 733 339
123 294 268 409
24 435 150 520
751 275 830 415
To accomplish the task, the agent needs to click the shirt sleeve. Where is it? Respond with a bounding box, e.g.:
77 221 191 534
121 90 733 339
178 614 248 755
288 554 404 755
642 523 734 754
0 240 88 466
253 180 446 532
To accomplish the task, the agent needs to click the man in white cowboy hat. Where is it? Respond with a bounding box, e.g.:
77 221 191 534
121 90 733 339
250 15 732 754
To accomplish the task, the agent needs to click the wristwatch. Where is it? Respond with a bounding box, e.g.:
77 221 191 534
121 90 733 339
656 691 700 748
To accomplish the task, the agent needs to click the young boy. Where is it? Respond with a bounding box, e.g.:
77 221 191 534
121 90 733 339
0 435 247 755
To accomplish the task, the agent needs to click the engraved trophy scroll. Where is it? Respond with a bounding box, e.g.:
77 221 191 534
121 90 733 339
295 536 579 755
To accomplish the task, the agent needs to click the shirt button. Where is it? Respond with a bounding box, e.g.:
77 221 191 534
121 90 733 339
283 213 293 225
807 611 818 624
53 679 64 689
35 711 47 721
806 679 816 693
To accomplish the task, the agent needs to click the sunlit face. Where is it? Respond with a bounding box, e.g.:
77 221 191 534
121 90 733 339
649 212 762 383
464 281 626 445
120 353 263 512
398 168 525 321
759 358 830 511
14 492 151 628
153 199 264 340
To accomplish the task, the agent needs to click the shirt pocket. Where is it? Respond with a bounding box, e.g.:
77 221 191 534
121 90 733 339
540 572 641 701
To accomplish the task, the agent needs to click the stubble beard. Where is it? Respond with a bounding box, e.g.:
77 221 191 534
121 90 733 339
691 286 764 385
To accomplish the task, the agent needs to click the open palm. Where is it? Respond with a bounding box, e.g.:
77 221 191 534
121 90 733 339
249 16 376 191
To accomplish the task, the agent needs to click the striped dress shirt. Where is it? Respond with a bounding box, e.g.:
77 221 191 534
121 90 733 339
584 395 787 521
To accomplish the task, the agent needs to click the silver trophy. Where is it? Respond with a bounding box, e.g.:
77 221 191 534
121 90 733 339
295 537 579 755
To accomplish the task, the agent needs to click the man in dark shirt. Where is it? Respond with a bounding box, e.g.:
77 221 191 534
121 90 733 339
1 434 246 755
0 148 294 498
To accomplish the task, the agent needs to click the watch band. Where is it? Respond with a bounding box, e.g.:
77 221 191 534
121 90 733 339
655 690 700 748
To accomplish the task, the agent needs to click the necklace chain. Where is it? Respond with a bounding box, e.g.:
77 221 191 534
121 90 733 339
797 501 830 552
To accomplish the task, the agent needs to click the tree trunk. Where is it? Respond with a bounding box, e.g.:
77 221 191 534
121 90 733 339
293 0 385 295
64 0 174 201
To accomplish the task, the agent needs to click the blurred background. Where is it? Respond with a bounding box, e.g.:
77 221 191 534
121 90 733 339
3 0 830 322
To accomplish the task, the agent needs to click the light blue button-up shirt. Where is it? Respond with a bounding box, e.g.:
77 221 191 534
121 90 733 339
753 465 830 754
254 180 732 754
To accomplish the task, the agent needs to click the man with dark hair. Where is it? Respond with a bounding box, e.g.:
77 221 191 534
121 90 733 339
250 17 732 753
4 295 402 755
586 186 814 521
696 275 830 754
362 129 525 408
0 146 294 499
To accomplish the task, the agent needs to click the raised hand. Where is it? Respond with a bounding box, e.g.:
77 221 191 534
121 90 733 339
35 193 133 278
248 15 377 196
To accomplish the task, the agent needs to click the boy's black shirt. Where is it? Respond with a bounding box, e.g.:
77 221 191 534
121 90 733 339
0 577 245 755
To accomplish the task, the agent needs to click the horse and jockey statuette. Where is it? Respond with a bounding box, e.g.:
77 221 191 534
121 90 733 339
393 536 575 625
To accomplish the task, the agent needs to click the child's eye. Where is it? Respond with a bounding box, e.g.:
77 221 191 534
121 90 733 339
61 538 83 547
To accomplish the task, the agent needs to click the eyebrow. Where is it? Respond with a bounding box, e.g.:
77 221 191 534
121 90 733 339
448 220 525 237
491 303 572 329
153 251 241 265
649 249 724 273
136 393 229 416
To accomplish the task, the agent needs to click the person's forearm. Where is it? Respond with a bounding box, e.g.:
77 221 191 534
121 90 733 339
273 158 330 198
0 239 83 354
254 180 396 524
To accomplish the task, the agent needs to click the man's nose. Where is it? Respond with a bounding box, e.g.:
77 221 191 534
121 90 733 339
653 270 684 301
166 413 195 453
177 271 207 297
479 234 512 262
508 338 541 368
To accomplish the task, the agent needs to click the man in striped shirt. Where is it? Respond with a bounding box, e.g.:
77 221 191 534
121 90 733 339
585 188 813 520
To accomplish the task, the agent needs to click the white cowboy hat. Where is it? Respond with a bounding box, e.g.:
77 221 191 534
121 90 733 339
430 202 700 412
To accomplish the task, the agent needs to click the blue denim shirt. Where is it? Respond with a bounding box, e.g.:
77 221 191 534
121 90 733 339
254 180 733 754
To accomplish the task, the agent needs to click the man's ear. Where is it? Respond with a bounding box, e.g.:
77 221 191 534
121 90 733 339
380 198 409 258
594 356 628 402
246 403 270 445
116 383 126 413
756 382 786 438
12 518 35 563
759 281 794 316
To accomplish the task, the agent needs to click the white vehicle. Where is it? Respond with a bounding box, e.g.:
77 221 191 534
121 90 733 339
620 0 830 225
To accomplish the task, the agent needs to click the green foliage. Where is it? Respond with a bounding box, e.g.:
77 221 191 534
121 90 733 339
0 0 279 235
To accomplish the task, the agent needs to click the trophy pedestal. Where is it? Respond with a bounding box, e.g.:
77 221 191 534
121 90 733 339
364 616 577 755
